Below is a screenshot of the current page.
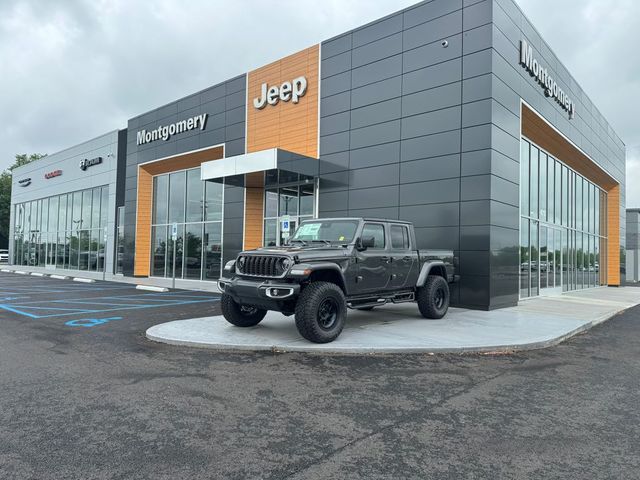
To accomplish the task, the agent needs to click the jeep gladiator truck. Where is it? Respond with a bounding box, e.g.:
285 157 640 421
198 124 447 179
218 218 457 343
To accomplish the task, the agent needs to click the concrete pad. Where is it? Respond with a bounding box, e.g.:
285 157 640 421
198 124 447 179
146 287 640 354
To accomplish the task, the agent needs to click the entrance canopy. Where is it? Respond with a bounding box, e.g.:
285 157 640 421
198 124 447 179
200 148 318 184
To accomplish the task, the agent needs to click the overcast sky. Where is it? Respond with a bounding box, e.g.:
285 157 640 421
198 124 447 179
1 0 638 204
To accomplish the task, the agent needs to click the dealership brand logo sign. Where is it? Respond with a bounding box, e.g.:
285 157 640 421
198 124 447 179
520 40 575 119
253 76 308 109
18 178 31 187
136 113 208 146
80 156 102 170
44 170 62 179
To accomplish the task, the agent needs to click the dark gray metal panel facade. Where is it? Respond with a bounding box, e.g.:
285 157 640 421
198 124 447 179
319 0 487 308
122 76 246 276
318 0 625 309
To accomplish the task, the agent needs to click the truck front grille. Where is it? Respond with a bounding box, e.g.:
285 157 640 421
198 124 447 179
238 255 286 278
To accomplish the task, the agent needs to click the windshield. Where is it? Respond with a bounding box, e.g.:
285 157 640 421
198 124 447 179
290 220 359 244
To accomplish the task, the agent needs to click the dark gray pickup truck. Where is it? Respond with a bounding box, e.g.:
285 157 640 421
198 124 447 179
219 218 457 343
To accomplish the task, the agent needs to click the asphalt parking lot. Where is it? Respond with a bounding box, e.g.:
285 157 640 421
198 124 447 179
1 271 639 479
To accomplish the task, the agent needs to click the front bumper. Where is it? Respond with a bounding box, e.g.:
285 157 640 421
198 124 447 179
218 276 301 311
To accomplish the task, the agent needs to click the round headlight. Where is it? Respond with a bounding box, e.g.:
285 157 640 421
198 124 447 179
280 258 292 270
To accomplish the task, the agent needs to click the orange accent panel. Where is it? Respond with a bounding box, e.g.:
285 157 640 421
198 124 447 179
133 145 225 276
247 45 319 158
134 169 153 276
243 172 264 250
607 185 620 285
521 104 620 286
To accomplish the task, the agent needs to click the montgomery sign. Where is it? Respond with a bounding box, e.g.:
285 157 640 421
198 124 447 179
136 113 208 146
520 39 576 119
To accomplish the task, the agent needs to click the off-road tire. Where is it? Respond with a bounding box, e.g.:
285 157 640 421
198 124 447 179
416 275 450 319
295 282 347 343
221 293 267 327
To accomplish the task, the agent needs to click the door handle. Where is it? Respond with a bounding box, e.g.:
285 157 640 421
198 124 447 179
402 256 412 261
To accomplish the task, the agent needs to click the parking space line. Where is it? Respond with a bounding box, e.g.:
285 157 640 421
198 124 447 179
0 298 219 319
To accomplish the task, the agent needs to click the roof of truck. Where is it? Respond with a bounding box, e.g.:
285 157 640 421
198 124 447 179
300 217 413 225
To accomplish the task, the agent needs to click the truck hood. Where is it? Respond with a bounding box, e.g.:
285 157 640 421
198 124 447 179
241 244 351 260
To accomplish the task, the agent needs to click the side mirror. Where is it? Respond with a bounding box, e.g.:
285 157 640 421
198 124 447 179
357 236 375 251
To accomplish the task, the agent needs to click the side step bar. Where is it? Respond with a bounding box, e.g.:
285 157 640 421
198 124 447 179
347 291 415 309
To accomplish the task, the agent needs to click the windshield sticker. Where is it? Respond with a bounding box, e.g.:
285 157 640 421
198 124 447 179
298 223 321 237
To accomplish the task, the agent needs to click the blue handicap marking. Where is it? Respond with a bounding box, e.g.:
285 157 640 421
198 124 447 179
65 316 123 327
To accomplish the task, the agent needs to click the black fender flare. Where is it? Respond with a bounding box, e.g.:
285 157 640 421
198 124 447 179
416 261 447 287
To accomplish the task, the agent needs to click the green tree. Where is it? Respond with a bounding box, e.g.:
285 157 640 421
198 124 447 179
0 153 46 248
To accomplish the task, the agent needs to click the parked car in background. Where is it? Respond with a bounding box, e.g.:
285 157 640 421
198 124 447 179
0 249 8 264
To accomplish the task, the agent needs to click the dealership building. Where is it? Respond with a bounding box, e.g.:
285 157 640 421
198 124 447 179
9 0 626 310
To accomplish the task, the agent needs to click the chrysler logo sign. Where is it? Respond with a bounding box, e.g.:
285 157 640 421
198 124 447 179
520 39 575 119
80 156 102 170
253 76 307 109
44 170 62 179
18 178 31 187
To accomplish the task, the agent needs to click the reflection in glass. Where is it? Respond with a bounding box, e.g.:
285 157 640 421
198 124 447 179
203 222 222 280
153 175 169 224
204 181 223 222
152 226 167 277
184 223 203 279
520 218 530 298
186 169 203 223
169 171 186 224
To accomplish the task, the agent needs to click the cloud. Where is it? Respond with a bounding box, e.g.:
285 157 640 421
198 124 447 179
0 0 638 206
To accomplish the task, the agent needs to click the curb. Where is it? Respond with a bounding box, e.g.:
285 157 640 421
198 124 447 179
31 272 46 277
14 271 28 275
50 274 70 280
136 285 169 293
0 269 13 273
73 277 95 283
145 307 631 355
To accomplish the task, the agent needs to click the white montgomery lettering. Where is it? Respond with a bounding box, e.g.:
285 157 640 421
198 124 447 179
520 39 575 119
136 113 209 145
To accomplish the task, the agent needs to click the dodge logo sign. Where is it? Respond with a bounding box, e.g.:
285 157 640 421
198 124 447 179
44 170 62 179
18 178 31 187
80 156 102 170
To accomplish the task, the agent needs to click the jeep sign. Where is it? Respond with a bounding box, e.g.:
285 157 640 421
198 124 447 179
253 76 307 109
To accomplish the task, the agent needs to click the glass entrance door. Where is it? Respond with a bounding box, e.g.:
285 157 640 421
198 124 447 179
540 225 563 295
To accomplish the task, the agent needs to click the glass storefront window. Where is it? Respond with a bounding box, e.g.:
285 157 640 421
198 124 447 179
186 169 203 223
520 140 530 215
184 223 203 279
169 171 186 224
150 167 224 280
530 146 538 218
204 181 223 222
153 175 169 224
12 186 109 272
519 137 607 298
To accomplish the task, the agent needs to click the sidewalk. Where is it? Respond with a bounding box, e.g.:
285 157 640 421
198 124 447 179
0 265 219 293
146 287 640 354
